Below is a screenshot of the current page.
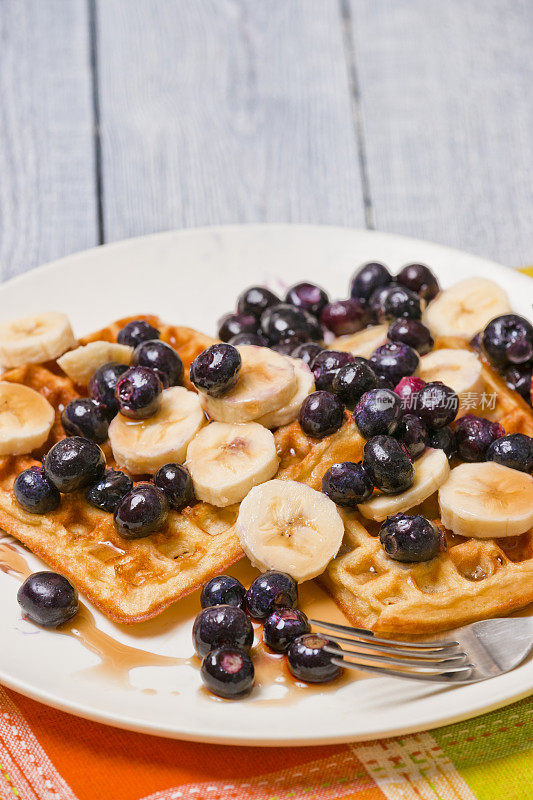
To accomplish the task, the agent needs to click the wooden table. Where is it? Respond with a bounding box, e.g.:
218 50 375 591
1 0 532 280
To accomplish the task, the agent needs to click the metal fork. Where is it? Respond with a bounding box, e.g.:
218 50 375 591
310 617 533 684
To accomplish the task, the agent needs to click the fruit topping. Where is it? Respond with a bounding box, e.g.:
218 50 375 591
454 414 504 462
228 332 268 347
193 605 253 657
482 314 533 369
418 349 483 400
132 339 184 387
376 285 422 322
291 341 323 366
218 313 259 342
350 262 392 304
416 382 459 428
362 435 414 494
260 303 322 344
263 608 311 653
0 312 75 368
256 358 315 429
397 263 440 302
287 634 342 683
379 513 442 563
200 576 247 610
89 361 129 418
285 282 329 317
201 646 254 698
245 570 298 619
320 298 365 336
117 319 160 348
44 437 105 492
0 382 55 456
115 366 163 419
312 350 355 392
331 360 377 407
486 433 533 473
61 398 109 443
395 414 427 460
190 343 241 397
353 388 403 438
369 342 420 385
502 363 533 405
393 375 426 411
298 390 344 438
321 461 374 506
154 462 195 510
86 469 133 512
426 425 457 460
387 318 434 355
17 571 78 627
57 341 133 386
237 286 280 318
114 483 168 539
423 278 511 339
14 466 61 514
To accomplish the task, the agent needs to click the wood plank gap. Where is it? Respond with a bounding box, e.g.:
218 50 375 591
88 0 105 244
339 0 374 229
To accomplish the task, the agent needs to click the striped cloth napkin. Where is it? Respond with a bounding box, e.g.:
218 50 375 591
0 268 531 800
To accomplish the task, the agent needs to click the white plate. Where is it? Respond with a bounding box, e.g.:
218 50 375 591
0 224 531 746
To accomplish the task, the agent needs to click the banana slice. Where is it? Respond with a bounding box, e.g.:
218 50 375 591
256 359 315 429
200 345 297 423
358 447 450 522
0 312 76 368
237 479 344 581
186 421 279 507
419 349 484 409
423 278 511 339
57 341 133 386
0 382 54 455
331 324 388 358
439 462 533 539
109 386 206 474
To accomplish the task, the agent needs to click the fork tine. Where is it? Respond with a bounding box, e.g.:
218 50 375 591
323 633 464 660
323 644 468 670
309 619 459 651
329 657 476 683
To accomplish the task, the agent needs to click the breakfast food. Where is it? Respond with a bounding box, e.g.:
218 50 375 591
0 263 530 670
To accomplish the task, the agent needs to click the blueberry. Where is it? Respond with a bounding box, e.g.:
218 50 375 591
350 262 392 304
454 414 505 462
417 382 459 428
369 342 420 385
246 571 298 619
291 342 323 366
228 332 268 347
388 319 434 355
482 314 533 369
375 374 395 391
363 435 414 494
320 299 366 337
379 514 441 563
201 646 254 698
272 335 309 355
369 283 401 323
298 391 344 438
263 609 311 653
237 286 280 318
86 469 133 512
89 361 129 418
61 398 109 443
394 375 426 412
114 483 168 539
469 332 482 352
260 303 322 345
17 571 78 627
378 286 422 322
190 343 241 397
285 282 329 317
321 461 374 507
218 313 259 342
154 462 194 510
426 425 456 460
486 433 533 473
503 363 533 405
396 263 440 302
200 575 247 610
331 361 378 407
115 366 163 419
192 605 253 657
353 388 403 438
287 634 342 683
312 350 355 392
14 467 60 514
117 319 160 348
44 437 105 492
395 414 428 459
132 340 183 387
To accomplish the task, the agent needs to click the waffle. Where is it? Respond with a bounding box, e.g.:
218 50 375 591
0 317 249 624
276 342 533 634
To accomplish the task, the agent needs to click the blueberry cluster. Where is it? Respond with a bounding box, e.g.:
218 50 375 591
481 314 533 406
194 571 341 699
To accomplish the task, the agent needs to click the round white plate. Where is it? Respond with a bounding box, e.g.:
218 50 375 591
0 224 531 746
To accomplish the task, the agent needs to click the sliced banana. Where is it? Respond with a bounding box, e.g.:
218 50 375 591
331 324 388 358
109 386 206 474
419 348 484 410
57 341 133 386
186 421 279 507
358 448 450 522
256 359 315 429
423 278 511 339
0 312 76 368
236 479 344 581
0 382 55 455
200 345 297 423
439 462 533 539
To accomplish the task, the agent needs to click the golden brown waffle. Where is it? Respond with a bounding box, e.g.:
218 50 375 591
276 344 533 633
0 317 248 624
